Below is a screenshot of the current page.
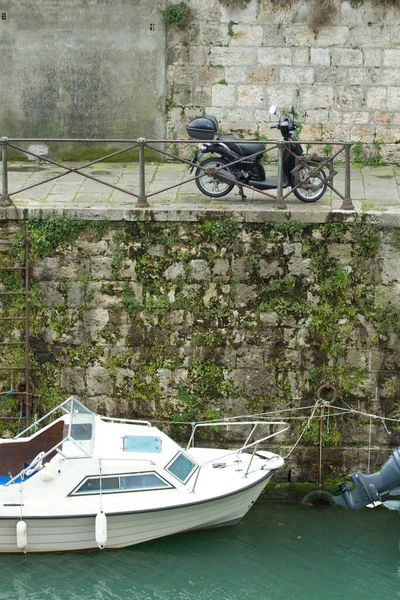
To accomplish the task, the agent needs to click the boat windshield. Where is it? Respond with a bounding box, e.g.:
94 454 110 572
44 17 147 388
14 395 95 458
62 396 95 457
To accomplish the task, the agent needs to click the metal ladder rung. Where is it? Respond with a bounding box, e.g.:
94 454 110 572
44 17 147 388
0 223 32 427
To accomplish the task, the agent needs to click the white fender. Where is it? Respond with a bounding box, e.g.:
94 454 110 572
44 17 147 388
40 464 56 481
16 520 27 552
95 511 107 549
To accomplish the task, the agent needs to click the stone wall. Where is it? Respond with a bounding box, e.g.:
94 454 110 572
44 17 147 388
166 0 400 162
2 0 400 165
1 217 400 481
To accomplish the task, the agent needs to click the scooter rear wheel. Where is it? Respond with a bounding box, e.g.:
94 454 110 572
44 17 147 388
195 157 235 198
292 164 327 203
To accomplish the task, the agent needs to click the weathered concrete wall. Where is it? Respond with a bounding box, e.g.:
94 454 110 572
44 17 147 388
1 217 400 481
2 0 400 164
166 0 400 162
0 0 166 138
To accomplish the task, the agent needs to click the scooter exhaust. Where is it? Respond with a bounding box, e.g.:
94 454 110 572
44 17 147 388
208 167 238 184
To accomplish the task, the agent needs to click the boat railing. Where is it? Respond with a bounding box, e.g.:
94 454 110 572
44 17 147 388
5 445 161 487
99 457 156 466
99 416 152 427
14 396 77 439
187 420 290 493
5 431 94 486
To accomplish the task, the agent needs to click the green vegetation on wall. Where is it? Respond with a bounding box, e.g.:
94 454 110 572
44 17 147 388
0 217 399 449
163 2 193 29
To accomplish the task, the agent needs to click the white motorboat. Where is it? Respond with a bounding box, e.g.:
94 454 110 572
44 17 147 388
0 396 288 553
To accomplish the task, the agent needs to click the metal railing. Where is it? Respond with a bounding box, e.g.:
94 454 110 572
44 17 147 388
0 136 354 210
186 420 290 492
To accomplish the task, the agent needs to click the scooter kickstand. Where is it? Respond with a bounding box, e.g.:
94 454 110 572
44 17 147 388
238 186 247 201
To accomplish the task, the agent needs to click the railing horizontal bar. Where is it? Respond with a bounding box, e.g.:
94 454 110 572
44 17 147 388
0 417 23 421
1 342 26 345
10 142 137 171
0 317 25 321
5 138 348 145
8 138 146 143
0 367 26 370
0 292 25 295
0 267 25 271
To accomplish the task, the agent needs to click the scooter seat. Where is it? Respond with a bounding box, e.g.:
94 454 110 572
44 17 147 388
216 136 265 157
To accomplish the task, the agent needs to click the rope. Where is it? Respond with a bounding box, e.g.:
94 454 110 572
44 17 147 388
318 407 323 490
99 458 103 513
0 389 16 405
151 405 400 427
368 416 372 473
284 401 320 459
150 404 319 426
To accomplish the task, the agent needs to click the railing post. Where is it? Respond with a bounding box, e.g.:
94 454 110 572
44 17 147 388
0 137 12 207
340 141 354 211
136 137 150 208
275 141 286 210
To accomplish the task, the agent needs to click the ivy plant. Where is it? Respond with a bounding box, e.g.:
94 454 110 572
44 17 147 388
163 2 193 29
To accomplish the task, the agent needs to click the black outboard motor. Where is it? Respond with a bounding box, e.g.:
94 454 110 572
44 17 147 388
334 448 400 510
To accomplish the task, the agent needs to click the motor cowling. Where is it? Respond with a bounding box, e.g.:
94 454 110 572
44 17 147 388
334 448 400 510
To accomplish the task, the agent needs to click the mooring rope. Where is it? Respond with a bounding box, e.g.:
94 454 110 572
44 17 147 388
284 401 320 459
368 416 372 473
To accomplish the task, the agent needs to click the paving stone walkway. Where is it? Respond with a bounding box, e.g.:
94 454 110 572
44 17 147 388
1 161 400 224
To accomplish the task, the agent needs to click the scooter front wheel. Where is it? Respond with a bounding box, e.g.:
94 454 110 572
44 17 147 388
195 157 235 198
292 164 327 203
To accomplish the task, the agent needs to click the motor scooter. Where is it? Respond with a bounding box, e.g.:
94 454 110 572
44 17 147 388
187 105 327 202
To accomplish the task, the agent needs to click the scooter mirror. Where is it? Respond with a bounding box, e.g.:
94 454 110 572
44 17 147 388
269 105 276 115
291 106 295 116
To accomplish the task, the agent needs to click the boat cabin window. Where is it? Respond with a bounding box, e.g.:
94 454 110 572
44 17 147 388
165 452 197 484
123 436 162 453
71 472 172 495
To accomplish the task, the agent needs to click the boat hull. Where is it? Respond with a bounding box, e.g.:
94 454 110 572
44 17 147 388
0 473 273 553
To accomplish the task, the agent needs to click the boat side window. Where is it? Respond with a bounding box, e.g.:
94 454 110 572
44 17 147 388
77 477 120 493
123 436 162 453
71 472 172 495
120 473 169 490
165 452 197 484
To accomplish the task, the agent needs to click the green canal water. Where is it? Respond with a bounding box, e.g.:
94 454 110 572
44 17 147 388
0 502 399 600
